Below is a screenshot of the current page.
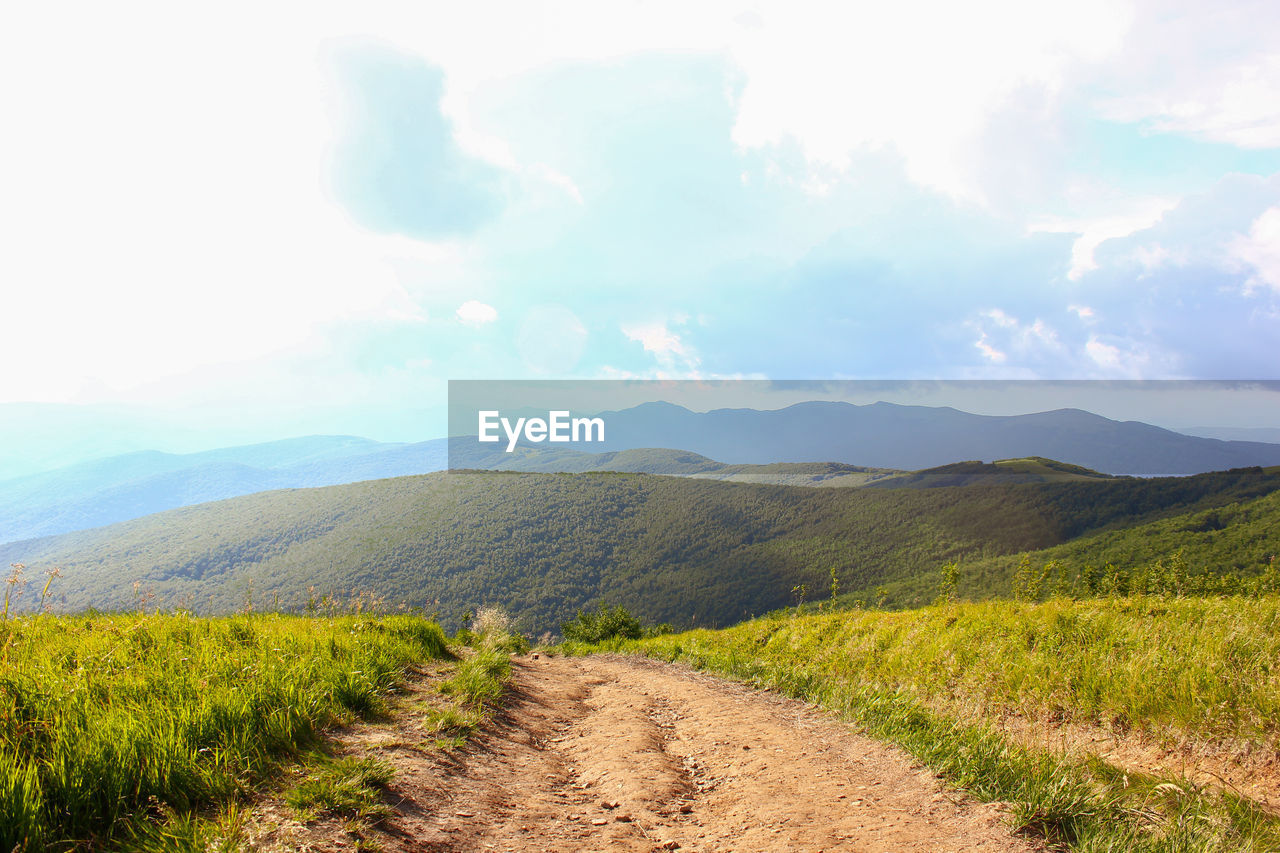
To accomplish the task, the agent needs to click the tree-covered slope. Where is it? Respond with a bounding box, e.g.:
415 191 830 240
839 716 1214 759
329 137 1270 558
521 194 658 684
941 484 1280 604
4 467 1278 633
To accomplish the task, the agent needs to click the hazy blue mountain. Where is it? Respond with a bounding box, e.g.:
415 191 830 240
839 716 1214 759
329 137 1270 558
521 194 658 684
0 403 182 481
0 436 448 543
478 401 1280 475
8 399 1280 545
1179 426 1280 444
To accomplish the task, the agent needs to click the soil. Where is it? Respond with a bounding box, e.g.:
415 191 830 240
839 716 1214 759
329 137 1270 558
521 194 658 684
985 706 1280 814
249 654 1044 852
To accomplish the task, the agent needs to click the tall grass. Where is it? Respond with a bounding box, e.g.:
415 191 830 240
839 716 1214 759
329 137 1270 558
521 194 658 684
0 611 449 851
617 596 1280 851
638 596 1280 743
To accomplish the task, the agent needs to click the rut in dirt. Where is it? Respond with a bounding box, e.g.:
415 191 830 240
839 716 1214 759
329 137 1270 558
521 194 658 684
360 653 1043 853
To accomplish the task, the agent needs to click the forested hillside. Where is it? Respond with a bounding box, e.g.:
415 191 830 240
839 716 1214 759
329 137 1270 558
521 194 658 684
6 466 1278 633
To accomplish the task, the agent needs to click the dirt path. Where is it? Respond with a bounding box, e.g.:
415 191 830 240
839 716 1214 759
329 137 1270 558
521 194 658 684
320 653 1041 853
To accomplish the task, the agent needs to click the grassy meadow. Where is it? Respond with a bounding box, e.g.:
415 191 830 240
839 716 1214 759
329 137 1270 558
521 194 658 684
633 596 1280 743
593 595 1280 851
0 608 452 851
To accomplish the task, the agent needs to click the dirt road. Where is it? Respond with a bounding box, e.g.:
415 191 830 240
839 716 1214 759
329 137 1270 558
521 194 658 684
264 654 1044 852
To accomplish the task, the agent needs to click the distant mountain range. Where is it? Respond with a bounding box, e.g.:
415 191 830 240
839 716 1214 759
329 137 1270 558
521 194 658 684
456 401 1280 476
1179 426 1280 444
4 400 1279 545
0 436 446 544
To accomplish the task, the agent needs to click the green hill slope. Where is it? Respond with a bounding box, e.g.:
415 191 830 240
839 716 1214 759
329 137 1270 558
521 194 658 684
864 457 1115 489
4 467 1279 633
454 444 1113 488
936 485 1280 604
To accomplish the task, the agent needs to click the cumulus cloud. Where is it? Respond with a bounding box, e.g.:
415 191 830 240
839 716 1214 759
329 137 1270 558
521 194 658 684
1029 198 1176 280
327 44 506 239
1229 206 1280 294
974 334 1006 363
1097 11 1280 150
1092 173 1280 288
727 0 1131 203
456 300 498 326
621 319 702 375
1130 243 1182 275
1083 335 1158 377
4 0 1279 415
968 309 1065 369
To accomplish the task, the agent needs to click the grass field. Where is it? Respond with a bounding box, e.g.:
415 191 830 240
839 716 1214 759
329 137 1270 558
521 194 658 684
599 596 1280 851
0 609 451 851
635 596 1280 743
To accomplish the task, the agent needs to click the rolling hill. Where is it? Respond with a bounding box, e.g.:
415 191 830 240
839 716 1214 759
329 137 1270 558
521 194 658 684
5 465 1278 633
454 444 1114 487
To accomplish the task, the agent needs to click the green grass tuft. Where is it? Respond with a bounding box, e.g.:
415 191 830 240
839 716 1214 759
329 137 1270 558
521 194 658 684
0 612 449 851
285 755 396 823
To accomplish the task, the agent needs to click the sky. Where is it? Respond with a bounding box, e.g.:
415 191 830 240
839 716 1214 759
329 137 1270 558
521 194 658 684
2 1 1280 456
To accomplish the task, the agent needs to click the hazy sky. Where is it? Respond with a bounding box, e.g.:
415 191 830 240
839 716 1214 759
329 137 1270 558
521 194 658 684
3 1 1279 448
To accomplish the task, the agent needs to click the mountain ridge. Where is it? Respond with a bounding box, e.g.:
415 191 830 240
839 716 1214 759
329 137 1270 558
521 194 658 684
7 400 1280 544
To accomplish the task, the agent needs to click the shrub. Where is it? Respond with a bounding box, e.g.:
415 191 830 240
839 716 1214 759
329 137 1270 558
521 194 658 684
561 605 644 643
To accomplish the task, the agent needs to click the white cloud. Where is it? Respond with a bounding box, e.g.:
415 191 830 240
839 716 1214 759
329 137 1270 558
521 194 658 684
728 0 1131 203
981 308 1019 329
974 334 1006 363
1130 243 1181 275
3 1 1278 405
1085 337 1123 370
1067 304 1096 321
456 300 498 326
968 309 1064 367
1083 335 1159 377
1029 197 1176 279
319 0 1136 207
621 319 701 375
1229 206 1280 294
1096 7 1280 150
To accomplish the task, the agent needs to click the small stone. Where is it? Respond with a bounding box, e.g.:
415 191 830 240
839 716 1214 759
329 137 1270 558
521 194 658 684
532 653 540 659
742 745 750 750
454 811 475 818
602 799 620 810
659 841 681 850
615 814 633 822
678 803 693 814
591 818 609 826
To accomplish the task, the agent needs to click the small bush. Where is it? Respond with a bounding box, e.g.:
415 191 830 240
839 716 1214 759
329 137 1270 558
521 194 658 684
561 605 644 644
